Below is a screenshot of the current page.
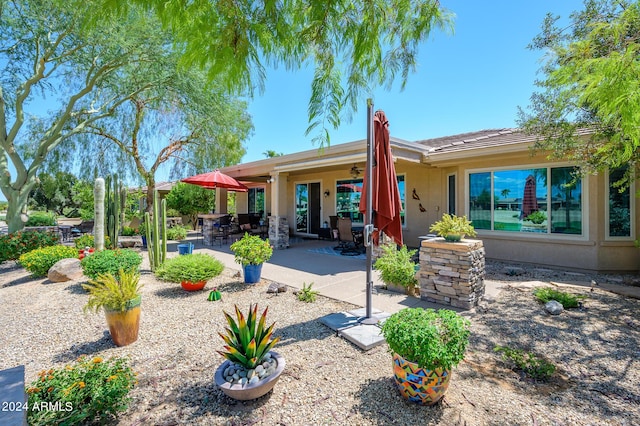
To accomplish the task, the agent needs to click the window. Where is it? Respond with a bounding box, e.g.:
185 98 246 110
336 179 364 223
447 174 456 214
468 166 583 235
608 168 631 237
248 187 265 215
336 176 406 225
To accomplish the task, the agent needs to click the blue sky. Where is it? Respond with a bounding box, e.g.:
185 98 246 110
242 0 584 163
1 1 585 203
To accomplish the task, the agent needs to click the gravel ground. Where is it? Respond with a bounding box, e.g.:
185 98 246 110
1 257 639 426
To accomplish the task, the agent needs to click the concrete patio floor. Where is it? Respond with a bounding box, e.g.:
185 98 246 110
171 232 504 315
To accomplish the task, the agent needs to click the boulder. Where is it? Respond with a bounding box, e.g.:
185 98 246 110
544 300 564 315
48 258 84 282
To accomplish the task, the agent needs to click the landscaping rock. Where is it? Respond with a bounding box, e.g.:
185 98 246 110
267 282 287 293
47 258 84 282
544 300 564 315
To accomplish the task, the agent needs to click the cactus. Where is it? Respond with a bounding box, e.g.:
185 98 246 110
104 174 126 249
94 178 105 251
144 190 167 271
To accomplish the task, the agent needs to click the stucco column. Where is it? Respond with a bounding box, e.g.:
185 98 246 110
215 188 228 214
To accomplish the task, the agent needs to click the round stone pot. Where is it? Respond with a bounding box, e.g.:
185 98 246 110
181 280 206 291
243 263 263 284
392 352 451 405
104 295 141 347
214 351 285 401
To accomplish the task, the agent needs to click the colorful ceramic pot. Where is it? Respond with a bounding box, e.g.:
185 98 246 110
392 352 451 405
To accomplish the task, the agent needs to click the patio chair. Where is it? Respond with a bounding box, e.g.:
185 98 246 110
335 217 360 255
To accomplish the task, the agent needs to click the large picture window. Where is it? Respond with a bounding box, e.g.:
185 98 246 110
469 166 582 235
336 175 405 225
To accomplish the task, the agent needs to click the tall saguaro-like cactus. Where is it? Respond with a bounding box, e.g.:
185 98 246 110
105 174 126 249
94 178 105 251
144 191 167 271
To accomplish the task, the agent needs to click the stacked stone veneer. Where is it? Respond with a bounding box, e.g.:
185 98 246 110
269 216 289 249
418 238 485 309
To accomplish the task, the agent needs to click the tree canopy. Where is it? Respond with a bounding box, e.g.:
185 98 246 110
519 0 640 189
100 0 453 146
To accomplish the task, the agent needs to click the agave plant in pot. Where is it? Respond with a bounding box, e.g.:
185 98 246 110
230 233 273 284
381 307 470 405
214 304 285 400
82 269 143 347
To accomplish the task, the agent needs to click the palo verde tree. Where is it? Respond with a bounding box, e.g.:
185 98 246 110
29 171 79 216
101 0 453 147
59 32 252 213
0 0 183 232
518 0 640 189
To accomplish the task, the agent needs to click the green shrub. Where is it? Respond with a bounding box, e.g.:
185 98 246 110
374 244 418 288
121 226 137 236
74 234 111 249
18 245 78 277
81 249 142 279
26 356 136 425
533 287 584 308
25 211 57 226
155 253 224 283
494 345 556 380
166 208 182 218
0 230 60 262
525 211 547 225
297 282 319 303
166 225 187 241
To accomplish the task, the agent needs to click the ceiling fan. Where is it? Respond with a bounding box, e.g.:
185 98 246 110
350 163 363 179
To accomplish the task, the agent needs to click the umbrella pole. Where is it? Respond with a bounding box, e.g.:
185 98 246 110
364 99 374 320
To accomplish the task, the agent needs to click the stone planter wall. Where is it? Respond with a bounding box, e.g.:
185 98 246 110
269 216 289 249
418 238 485 309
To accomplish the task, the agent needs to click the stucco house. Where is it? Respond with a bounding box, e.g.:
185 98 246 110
214 128 638 273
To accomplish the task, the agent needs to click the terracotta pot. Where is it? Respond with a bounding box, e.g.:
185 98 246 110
181 280 206 291
392 352 451 405
104 295 141 347
214 351 285 401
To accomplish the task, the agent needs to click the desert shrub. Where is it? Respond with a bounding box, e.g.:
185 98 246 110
81 249 142 279
166 208 182 217
494 345 556 380
26 356 136 425
0 230 60 262
374 244 418 288
25 211 57 226
165 225 187 241
297 282 319 303
121 226 136 236
155 253 224 283
533 287 584 308
74 234 111 249
18 245 78 277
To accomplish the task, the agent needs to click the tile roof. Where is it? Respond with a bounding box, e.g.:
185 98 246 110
415 128 534 153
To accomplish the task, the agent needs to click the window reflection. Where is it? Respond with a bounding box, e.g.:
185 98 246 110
469 167 582 235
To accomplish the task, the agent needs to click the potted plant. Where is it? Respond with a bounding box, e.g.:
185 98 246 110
230 232 273 284
380 308 470 405
154 253 224 291
82 269 143 347
214 304 285 400
374 244 418 295
429 213 477 242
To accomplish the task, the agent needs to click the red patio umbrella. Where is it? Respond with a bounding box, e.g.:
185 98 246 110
521 174 538 219
358 110 403 246
181 169 248 192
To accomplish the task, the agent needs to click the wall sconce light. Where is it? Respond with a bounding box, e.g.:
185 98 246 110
324 190 330 198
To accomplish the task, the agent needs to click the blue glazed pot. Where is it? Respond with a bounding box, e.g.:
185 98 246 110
243 263 263 284
177 242 194 255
